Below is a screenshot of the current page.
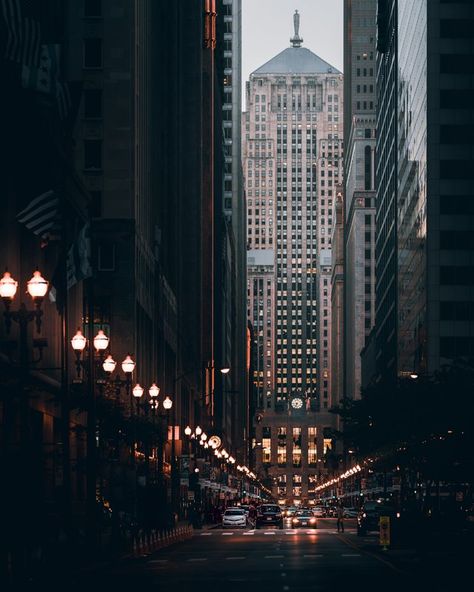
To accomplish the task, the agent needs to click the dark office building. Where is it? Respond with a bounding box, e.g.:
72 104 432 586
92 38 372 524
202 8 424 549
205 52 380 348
374 0 398 383
374 0 474 381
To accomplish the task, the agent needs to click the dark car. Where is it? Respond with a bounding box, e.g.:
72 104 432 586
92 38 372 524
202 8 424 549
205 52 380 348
292 509 317 529
256 504 283 529
357 500 398 536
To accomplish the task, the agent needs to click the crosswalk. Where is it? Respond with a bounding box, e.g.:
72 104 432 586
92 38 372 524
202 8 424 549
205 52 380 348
199 528 355 536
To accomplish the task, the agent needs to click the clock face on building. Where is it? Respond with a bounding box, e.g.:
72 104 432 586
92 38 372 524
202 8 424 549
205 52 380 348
291 397 303 409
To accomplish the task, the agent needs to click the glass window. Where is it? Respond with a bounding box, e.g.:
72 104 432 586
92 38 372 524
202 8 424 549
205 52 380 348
83 89 102 119
84 38 102 68
84 139 102 170
84 0 102 17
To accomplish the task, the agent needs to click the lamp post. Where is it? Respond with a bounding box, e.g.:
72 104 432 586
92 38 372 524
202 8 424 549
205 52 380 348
0 270 50 562
70 325 114 548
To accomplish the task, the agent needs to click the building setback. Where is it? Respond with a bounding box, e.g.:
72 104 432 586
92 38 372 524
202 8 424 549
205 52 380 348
244 12 343 503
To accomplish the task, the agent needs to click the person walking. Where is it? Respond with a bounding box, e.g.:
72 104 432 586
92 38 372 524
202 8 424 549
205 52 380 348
336 502 345 533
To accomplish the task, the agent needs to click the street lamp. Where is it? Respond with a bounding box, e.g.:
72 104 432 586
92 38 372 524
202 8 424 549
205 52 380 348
0 269 49 336
149 383 160 399
185 425 192 436
102 354 116 374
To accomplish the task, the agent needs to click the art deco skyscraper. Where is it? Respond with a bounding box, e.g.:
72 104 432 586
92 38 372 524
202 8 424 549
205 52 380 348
244 12 343 502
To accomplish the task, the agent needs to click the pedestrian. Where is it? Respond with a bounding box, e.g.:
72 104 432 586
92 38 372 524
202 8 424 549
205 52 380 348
336 502 345 533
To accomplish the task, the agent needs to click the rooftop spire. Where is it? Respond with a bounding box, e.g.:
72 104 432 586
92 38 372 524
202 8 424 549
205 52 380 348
290 9 303 47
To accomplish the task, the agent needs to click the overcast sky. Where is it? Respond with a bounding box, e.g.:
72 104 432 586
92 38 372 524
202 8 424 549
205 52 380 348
242 0 343 106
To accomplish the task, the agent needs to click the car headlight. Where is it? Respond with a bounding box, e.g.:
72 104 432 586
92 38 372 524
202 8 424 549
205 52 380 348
310 518 316 523
292 518 299 523
362 513 367 518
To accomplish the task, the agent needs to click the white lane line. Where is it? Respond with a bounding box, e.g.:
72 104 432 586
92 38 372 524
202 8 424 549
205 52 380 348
264 531 277 535
226 557 246 561
265 555 285 559
306 530 318 534
243 532 255 536
148 559 169 564
285 530 297 535
201 532 212 536
188 558 208 562
303 554 324 558
342 553 361 557
222 532 234 536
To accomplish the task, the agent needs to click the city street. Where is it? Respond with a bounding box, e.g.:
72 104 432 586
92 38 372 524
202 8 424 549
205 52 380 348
67 518 468 592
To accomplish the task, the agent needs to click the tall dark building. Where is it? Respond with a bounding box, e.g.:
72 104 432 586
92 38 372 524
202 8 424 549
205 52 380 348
375 0 398 383
374 0 474 381
343 0 377 399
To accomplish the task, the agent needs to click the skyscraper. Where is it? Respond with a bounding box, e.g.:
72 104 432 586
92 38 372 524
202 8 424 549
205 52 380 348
343 0 377 399
244 12 343 502
374 0 398 383
373 0 474 381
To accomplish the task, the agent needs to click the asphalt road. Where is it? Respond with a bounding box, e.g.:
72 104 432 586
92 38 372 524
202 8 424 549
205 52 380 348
69 518 432 592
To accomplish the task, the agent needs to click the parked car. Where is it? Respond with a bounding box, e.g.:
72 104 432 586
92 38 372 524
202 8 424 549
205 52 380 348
256 504 284 529
222 507 247 529
292 509 317 529
357 500 398 536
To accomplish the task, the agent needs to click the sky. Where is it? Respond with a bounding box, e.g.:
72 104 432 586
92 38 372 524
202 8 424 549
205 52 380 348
242 0 343 107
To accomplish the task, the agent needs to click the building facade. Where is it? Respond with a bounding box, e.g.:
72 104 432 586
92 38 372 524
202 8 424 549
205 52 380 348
343 0 377 398
244 13 343 503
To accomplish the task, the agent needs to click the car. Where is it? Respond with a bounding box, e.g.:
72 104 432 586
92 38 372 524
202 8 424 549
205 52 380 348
256 504 284 529
292 510 317 529
357 500 397 536
313 507 325 518
222 507 247 529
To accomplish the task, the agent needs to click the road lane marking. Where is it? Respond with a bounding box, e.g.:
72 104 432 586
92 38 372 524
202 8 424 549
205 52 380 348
226 557 245 560
342 553 361 557
222 532 234 536
264 531 277 535
188 558 208 562
200 533 212 536
303 554 324 558
148 559 169 564
265 555 285 559
243 532 255 536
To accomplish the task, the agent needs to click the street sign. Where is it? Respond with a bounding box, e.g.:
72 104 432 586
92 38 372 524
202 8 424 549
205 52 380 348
379 515 390 549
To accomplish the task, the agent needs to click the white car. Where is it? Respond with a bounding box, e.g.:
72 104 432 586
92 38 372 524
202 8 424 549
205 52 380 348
222 507 247 528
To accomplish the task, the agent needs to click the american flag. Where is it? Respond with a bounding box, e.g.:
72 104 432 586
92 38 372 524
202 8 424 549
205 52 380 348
1 0 41 67
16 190 60 240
